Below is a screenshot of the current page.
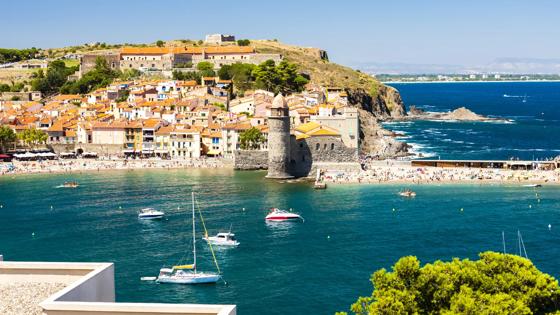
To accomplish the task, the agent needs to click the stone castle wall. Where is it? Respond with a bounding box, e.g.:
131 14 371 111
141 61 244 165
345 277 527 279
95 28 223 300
80 54 120 77
233 135 359 177
233 150 268 170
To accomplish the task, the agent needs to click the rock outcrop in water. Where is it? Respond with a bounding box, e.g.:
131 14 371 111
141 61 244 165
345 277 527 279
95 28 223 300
406 106 511 122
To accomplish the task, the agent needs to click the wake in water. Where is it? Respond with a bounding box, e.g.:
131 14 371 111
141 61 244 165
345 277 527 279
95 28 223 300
503 94 530 98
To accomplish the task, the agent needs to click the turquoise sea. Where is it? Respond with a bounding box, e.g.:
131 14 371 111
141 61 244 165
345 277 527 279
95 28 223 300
1 169 560 314
385 82 560 160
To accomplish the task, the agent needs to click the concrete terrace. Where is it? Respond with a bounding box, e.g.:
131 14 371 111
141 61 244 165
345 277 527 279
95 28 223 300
0 255 236 315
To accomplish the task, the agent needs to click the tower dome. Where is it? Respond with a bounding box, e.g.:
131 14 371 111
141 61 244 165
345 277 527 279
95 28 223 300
271 93 288 109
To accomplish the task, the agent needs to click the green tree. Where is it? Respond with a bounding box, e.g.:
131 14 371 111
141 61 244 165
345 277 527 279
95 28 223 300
0 83 10 92
237 39 251 46
156 40 164 47
239 127 265 150
17 128 48 148
172 70 201 82
218 63 256 93
31 60 77 95
60 57 119 94
341 252 560 315
116 90 130 103
119 68 142 80
196 62 216 77
252 59 280 92
0 125 16 152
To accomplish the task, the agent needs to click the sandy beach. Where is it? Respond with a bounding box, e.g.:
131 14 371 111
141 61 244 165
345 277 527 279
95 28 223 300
0 157 230 177
321 161 560 185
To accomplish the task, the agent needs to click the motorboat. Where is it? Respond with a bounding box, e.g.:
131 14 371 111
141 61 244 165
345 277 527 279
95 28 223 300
522 184 542 188
61 181 79 188
398 189 416 197
156 192 221 285
203 232 239 247
265 208 304 222
138 208 165 220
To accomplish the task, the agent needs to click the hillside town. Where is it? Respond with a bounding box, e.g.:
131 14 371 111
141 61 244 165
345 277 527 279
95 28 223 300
0 35 358 169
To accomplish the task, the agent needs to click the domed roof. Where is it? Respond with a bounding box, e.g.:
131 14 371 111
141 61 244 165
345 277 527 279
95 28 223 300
271 93 288 109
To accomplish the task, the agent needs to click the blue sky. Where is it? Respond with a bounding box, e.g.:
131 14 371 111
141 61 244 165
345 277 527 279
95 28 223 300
2 0 559 67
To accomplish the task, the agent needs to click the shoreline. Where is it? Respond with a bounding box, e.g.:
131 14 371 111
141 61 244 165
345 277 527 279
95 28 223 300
383 80 560 84
2 159 558 187
0 158 232 178
319 163 559 186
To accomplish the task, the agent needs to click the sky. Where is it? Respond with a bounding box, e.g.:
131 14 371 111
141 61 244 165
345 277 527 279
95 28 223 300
2 0 560 71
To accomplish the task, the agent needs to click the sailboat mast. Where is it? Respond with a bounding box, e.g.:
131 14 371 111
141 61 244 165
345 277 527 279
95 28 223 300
192 192 196 273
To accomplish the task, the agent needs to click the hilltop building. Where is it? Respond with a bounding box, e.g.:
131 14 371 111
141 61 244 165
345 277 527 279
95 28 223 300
205 34 236 45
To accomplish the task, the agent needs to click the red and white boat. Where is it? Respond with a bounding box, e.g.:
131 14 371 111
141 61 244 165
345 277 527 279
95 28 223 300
265 208 304 222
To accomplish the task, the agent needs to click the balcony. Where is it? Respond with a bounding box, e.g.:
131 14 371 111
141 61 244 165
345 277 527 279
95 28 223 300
0 256 236 315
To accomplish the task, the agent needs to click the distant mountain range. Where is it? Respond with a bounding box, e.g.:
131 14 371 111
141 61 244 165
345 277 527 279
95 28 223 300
355 58 560 75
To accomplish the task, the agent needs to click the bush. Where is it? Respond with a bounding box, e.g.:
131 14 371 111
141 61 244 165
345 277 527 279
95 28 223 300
174 62 193 68
341 252 560 315
156 40 164 47
237 39 251 46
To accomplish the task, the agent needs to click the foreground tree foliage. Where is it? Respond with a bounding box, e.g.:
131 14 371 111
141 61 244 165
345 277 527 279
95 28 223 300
340 252 560 315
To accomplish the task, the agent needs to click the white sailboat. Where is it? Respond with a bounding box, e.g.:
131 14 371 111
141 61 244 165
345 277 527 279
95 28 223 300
156 192 221 284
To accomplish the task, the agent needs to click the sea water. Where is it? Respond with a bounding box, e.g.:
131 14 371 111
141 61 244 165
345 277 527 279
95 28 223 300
385 82 560 160
1 169 560 314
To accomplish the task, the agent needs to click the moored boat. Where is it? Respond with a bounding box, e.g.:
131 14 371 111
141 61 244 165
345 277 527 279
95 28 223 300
265 208 304 222
61 181 79 188
398 189 416 197
156 192 221 285
138 208 165 220
203 232 239 247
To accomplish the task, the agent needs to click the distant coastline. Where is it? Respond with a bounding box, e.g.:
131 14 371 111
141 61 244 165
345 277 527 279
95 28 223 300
383 80 560 84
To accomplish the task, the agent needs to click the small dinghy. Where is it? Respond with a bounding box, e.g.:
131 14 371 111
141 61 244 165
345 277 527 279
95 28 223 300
398 189 416 197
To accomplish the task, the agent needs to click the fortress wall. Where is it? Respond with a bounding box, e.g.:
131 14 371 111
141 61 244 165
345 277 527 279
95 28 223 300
233 150 268 170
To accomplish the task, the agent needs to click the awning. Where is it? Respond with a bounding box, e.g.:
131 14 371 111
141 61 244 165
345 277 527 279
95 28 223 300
122 149 135 153
154 150 169 154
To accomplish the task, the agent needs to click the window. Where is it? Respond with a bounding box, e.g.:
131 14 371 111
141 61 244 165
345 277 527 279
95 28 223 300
331 143 335 150
315 143 320 150
324 144 327 150
299 143 303 148
302 155 305 162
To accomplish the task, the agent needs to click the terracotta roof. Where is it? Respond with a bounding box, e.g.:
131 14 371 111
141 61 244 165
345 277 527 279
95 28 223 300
143 118 161 128
155 125 173 135
54 94 81 101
